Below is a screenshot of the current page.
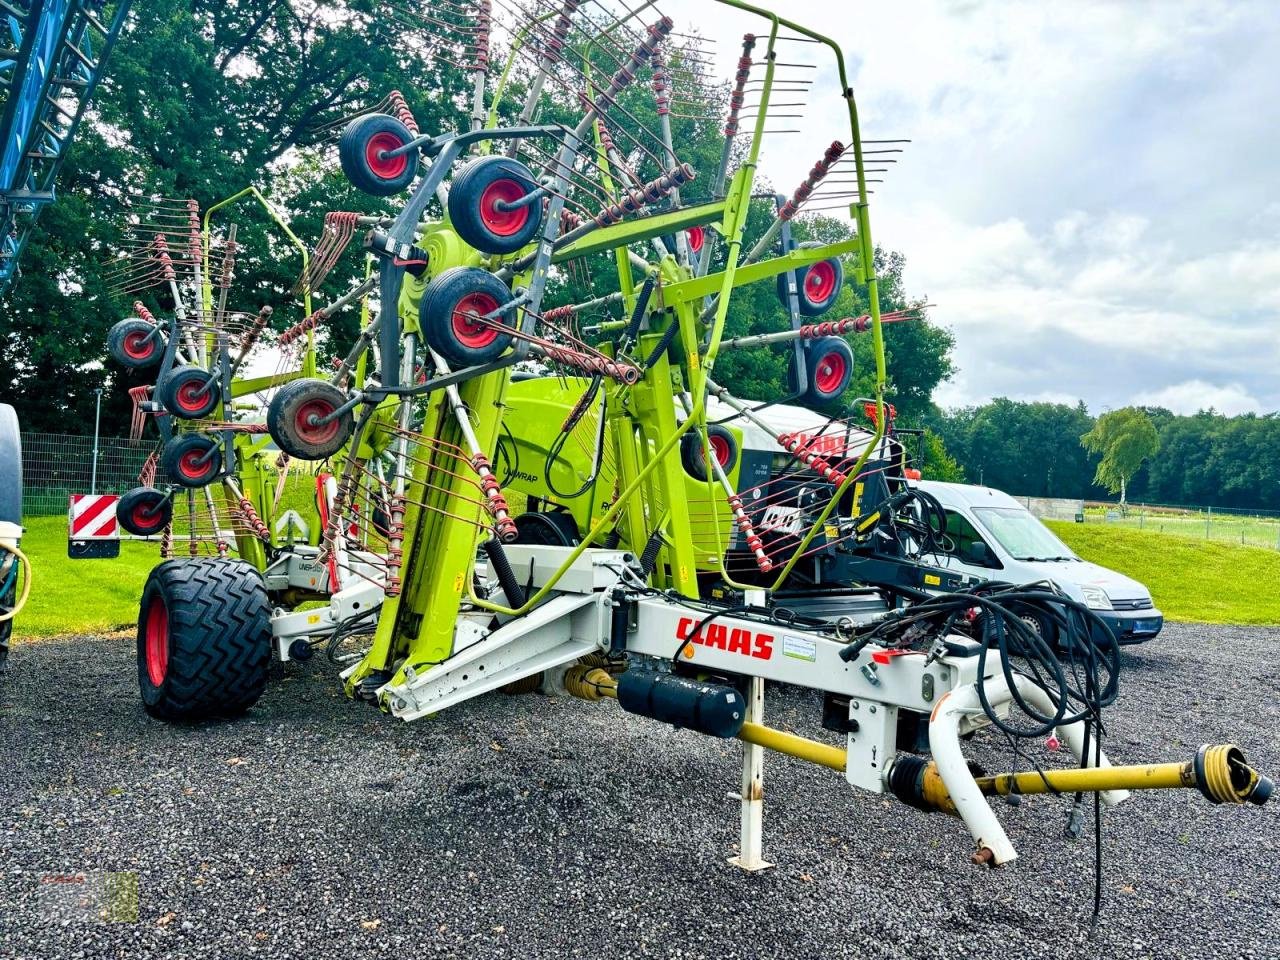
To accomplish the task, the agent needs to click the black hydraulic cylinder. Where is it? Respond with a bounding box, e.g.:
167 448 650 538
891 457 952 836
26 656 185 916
617 671 746 738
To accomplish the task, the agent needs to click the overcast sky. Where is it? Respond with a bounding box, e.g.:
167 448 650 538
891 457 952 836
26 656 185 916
687 0 1280 415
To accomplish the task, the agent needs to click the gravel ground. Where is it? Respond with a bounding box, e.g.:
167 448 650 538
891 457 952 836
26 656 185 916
1 621 1277 959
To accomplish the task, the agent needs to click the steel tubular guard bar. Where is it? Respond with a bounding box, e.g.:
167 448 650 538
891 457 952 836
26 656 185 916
928 674 1128 866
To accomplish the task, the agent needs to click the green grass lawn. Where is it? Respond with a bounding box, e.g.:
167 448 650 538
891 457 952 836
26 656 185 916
1047 520 1280 626
10 511 1278 639
14 515 158 639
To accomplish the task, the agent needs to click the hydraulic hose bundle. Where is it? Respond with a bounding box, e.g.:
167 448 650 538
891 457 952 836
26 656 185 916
840 581 1121 737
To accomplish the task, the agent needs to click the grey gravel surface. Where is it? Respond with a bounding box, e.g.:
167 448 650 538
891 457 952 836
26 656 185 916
1 622 1277 959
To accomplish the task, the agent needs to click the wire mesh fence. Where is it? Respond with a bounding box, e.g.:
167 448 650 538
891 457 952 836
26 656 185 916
1022 495 1280 551
20 432 160 517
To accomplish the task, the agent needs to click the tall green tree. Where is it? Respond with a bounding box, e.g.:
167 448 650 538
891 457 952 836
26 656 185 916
0 0 469 434
1080 407 1160 508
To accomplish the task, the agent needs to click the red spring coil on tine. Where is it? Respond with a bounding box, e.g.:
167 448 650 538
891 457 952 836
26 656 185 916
780 141 845 221
383 494 406 597
387 90 420 136
651 51 670 117
472 454 518 542
153 234 176 282
187 199 201 264
778 432 849 487
472 0 492 72
560 208 583 232
610 17 672 92
724 35 756 138
596 118 617 156
219 236 237 290
799 316 871 339
238 497 272 544
541 304 576 323
592 164 694 227
544 0 581 62
279 308 326 347
726 493 773 573
133 301 158 326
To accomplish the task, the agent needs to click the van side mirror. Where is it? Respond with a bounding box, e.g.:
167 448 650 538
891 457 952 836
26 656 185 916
966 541 991 566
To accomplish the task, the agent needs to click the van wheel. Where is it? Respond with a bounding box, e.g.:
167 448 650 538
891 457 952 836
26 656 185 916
1016 607 1057 647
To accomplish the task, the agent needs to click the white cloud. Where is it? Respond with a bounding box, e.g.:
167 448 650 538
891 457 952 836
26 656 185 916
1132 380 1262 416
685 0 1280 415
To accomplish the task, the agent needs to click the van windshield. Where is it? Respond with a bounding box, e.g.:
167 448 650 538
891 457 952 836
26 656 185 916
971 507 1078 562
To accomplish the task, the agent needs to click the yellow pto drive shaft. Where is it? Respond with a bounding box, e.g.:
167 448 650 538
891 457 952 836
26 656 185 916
888 744 1273 815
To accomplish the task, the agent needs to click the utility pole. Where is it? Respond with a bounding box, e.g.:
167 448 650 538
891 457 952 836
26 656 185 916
90 388 103 495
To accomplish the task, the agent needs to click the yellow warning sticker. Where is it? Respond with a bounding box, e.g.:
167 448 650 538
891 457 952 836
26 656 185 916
924 574 941 586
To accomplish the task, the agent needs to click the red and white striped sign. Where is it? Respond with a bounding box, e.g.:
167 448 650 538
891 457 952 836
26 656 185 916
68 494 120 540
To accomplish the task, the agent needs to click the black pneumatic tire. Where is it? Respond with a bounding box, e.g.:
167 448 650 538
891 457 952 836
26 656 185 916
137 558 272 721
680 424 739 482
118 486 173 536
162 433 222 488
448 155 544 255
158 365 221 420
804 336 854 404
420 267 515 369
107 318 166 369
339 113 419 197
266 378 355 461
777 242 844 317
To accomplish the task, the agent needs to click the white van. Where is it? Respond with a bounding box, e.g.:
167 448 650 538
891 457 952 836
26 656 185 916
917 480 1163 645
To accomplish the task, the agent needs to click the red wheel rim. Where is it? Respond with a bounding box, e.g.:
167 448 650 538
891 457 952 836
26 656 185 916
451 292 501 348
686 226 705 254
294 397 341 445
814 351 847 396
123 330 154 360
176 377 212 415
144 595 169 687
804 261 838 305
709 433 731 467
132 500 162 533
479 178 531 237
179 447 214 482
365 131 409 180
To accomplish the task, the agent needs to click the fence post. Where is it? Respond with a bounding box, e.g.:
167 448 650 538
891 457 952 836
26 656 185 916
1206 505 1211 539
90 388 103 495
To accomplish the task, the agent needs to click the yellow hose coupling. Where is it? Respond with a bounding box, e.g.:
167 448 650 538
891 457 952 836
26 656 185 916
1193 744 1273 805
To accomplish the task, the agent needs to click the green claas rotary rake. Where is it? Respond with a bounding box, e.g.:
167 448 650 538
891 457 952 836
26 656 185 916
102 0 1269 879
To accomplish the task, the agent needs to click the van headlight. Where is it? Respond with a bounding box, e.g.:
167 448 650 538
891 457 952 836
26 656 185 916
1080 586 1112 610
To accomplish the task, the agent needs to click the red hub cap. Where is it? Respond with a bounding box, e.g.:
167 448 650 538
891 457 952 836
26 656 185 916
814 351 848 396
132 501 161 532
804 261 838 305
451 292 501 348
479 178 531 237
123 330 154 360
365 131 408 180
709 433 731 467
686 226 705 254
294 397 340 445
144 595 169 687
176 378 210 415
179 448 214 481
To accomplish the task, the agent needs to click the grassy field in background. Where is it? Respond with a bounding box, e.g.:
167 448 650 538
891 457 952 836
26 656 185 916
10 512 1278 640
14 516 157 638
1079 505 1280 551
1047 520 1280 626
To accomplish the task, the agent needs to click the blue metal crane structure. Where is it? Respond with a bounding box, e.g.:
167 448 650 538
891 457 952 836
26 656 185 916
0 0 130 291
